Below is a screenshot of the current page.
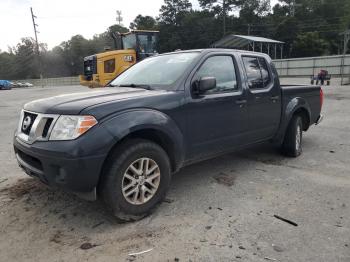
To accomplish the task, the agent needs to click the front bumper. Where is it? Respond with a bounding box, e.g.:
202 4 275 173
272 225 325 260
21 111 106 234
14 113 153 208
79 75 103 88
13 134 109 199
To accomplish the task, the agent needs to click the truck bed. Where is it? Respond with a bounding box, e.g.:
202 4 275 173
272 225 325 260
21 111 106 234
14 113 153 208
280 84 322 126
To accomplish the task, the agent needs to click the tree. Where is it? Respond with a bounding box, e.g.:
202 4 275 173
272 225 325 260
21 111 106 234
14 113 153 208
11 38 39 79
158 10 221 52
159 0 192 25
0 52 16 79
198 0 240 14
239 0 270 23
130 15 158 30
2 0 350 80
107 24 129 34
198 0 241 35
291 32 329 57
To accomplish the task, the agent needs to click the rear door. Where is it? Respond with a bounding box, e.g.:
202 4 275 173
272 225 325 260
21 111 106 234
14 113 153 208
185 53 249 160
242 56 281 142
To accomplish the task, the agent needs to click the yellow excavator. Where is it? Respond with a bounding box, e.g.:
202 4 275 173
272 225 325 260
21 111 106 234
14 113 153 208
79 30 159 88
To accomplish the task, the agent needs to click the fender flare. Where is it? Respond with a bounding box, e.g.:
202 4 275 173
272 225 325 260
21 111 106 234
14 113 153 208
100 108 186 170
274 97 311 144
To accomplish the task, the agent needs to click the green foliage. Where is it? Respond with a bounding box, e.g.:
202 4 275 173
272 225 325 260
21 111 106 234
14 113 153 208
239 0 271 22
130 15 158 30
198 0 240 14
291 32 330 57
0 24 129 79
159 0 192 25
1 0 350 80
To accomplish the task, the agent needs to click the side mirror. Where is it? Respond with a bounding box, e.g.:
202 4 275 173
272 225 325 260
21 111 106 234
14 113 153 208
193 77 216 95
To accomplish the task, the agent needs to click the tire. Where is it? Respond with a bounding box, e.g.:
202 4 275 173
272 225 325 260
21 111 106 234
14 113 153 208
281 115 303 157
100 139 171 222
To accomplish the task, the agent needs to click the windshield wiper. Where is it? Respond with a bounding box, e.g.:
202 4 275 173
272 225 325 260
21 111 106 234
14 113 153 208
111 83 152 90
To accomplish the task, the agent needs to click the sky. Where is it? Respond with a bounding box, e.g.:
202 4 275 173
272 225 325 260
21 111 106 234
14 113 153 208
0 0 278 52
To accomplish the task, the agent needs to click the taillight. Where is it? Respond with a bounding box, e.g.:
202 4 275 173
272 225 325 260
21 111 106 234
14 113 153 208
320 88 324 109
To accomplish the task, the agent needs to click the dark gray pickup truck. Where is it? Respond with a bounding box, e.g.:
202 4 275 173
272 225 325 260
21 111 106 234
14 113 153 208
13 49 323 221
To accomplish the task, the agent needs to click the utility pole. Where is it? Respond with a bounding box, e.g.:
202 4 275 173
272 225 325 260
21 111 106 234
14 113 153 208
30 7 43 87
222 0 226 36
291 0 302 17
291 0 295 17
116 10 123 26
340 30 350 85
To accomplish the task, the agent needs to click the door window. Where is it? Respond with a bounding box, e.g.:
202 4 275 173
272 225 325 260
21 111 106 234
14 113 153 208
104 59 115 73
258 57 272 87
242 56 263 89
243 56 272 89
195 56 238 93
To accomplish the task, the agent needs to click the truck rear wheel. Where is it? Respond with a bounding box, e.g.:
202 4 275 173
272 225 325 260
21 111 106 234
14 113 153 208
100 139 171 222
281 115 303 157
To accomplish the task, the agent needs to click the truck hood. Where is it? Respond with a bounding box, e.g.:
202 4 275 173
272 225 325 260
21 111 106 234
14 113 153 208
23 87 162 115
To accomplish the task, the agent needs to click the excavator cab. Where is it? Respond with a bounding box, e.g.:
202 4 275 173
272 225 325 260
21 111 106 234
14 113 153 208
80 30 159 88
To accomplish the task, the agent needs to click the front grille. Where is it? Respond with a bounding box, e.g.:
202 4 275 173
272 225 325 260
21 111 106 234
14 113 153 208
17 111 58 144
42 118 53 138
84 55 97 76
21 112 37 135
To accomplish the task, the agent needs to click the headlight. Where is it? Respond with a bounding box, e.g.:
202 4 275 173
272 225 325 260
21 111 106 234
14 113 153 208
49 115 97 141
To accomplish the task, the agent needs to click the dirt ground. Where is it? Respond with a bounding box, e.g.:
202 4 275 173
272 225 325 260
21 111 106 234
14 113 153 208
0 83 349 262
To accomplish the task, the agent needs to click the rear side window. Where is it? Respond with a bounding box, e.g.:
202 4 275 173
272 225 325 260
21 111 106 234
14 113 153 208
242 56 272 89
195 55 238 93
258 57 272 87
104 59 115 73
243 56 263 89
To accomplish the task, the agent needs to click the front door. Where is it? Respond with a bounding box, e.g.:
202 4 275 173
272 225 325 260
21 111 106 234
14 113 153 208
186 54 249 161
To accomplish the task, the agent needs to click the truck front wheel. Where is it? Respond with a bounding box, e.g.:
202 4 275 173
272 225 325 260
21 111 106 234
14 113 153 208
281 115 303 157
100 139 171 222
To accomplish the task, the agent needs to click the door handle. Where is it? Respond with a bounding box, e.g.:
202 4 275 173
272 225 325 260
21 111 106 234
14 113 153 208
270 96 279 100
235 99 247 106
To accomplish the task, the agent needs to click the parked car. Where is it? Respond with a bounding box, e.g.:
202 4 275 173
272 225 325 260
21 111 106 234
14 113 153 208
17 82 28 87
13 49 323 221
24 82 34 87
10 82 22 88
9 81 17 88
0 80 12 90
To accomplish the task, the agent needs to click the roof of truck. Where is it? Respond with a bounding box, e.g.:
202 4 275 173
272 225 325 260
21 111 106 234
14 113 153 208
163 48 271 57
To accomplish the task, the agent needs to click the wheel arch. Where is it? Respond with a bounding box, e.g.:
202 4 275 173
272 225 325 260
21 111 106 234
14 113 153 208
96 109 185 192
293 107 310 131
105 127 181 171
273 97 311 144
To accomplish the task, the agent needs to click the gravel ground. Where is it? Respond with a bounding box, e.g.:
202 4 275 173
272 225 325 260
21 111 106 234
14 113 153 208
0 83 349 262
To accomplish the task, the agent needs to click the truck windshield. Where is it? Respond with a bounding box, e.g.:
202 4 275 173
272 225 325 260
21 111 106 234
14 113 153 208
110 52 199 89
